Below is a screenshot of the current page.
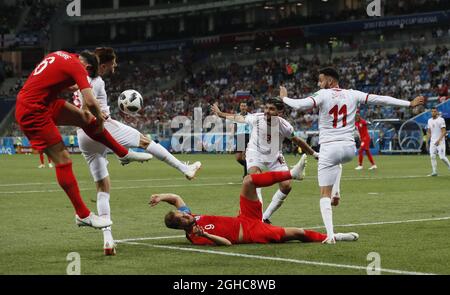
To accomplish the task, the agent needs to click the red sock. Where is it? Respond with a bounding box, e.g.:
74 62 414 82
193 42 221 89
250 171 292 187
48 156 52 164
39 153 44 165
358 148 363 165
302 230 327 243
55 162 90 218
82 118 128 158
366 149 375 165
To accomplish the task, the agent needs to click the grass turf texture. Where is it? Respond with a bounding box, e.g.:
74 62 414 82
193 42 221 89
0 154 449 275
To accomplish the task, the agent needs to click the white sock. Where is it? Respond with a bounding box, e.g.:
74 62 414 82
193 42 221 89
320 197 334 238
146 141 188 173
440 157 450 169
431 156 437 173
332 164 342 198
263 190 288 220
256 188 263 205
97 192 114 244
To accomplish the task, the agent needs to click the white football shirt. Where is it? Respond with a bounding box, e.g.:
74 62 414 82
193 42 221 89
73 76 110 116
283 88 411 144
427 117 446 142
245 113 294 160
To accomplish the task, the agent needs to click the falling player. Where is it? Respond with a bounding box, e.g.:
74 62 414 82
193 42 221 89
280 67 425 244
212 99 318 224
354 113 377 170
15 50 151 229
426 107 450 176
234 101 251 178
151 155 358 246
73 48 201 255
38 151 53 168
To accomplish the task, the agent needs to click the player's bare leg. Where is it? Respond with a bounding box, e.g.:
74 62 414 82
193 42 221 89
54 101 151 164
262 179 291 224
138 134 201 180
247 166 263 204
44 142 112 229
235 152 247 177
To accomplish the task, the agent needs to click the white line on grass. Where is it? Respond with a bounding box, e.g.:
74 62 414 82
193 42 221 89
115 216 450 243
0 182 241 195
118 241 436 275
0 174 446 188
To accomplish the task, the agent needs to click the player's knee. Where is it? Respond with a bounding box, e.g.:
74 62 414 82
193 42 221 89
243 175 253 187
280 182 292 194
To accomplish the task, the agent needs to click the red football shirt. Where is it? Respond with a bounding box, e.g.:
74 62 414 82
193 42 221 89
356 118 370 140
17 51 91 106
186 214 241 245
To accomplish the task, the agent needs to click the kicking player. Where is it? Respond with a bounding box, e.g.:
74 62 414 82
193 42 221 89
427 107 450 176
234 101 251 178
15 50 151 229
354 113 377 170
280 67 425 244
151 155 358 246
212 99 318 223
73 47 201 255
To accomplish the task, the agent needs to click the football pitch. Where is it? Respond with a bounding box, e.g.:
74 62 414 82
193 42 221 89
0 153 449 275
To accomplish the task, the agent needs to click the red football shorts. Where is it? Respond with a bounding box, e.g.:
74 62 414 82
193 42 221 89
238 196 286 244
15 98 66 151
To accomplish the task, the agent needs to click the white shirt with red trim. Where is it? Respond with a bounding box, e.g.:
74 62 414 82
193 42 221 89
282 88 411 144
73 76 110 116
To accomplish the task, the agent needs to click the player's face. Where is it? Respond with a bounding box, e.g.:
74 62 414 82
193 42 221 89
356 114 360 122
99 58 117 76
174 211 195 229
318 74 333 89
264 104 279 120
431 109 438 118
240 103 248 114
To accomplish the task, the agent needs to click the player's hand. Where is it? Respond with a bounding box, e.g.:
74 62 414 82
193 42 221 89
95 115 105 133
101 111 109 121
434 140 440 146
410 96 425 107
192 225 206 237
313 152 319 160
279 85 288 99
210 103 221 116
149 194 161 207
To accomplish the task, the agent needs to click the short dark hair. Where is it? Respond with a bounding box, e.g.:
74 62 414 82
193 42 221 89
432 106 438 110
94 47 116 65
164 211 181 229
79 50 99 78
319 67 339 81
266 98 284 111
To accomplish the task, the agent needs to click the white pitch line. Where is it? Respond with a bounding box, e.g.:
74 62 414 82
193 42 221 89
0 182 241 195
0 174 444 188
115 216 450 243
119 241 435 275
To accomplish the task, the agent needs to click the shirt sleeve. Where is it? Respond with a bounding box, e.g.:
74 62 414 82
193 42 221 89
178 206 191 214
358 90 411 107
244 114 256 125
67 59 91 91
187 233 214 246
439 118 446 129
281 119 295 139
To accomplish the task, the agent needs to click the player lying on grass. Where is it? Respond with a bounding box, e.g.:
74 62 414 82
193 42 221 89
150 155 359 246
211 99 319 224
15 50 152 229
73 48 201 255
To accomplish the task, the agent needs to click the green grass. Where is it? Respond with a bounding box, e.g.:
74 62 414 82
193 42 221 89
0 154 449 274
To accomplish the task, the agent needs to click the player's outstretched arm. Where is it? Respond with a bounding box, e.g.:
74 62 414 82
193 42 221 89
211 103 246 123
150 193 186 209
80 88 104 127
365 93 425 108
291 136 319 159
280 86 316 110
193 225 232 246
